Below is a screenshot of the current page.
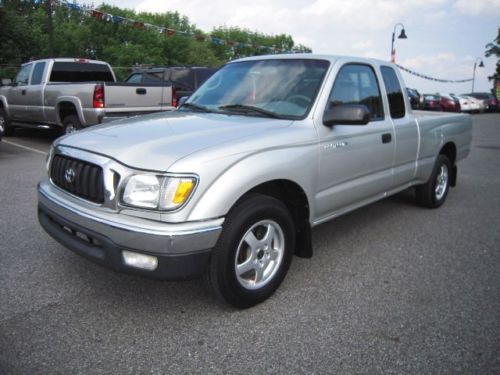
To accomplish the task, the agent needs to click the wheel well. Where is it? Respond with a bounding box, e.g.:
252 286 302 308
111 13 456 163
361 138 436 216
440 142 457 186
246 180 312 258
58 102 77 124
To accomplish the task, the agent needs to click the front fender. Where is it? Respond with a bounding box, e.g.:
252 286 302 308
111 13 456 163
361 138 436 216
186 145 318 222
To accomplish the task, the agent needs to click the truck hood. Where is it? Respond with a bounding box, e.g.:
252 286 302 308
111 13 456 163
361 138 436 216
56 111 294 171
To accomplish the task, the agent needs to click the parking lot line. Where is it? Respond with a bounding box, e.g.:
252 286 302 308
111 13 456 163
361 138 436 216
2 140 48 156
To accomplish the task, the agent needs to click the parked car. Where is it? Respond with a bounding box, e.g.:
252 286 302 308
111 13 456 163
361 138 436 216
453 95 476 113
38 54 472 308
0 58 176 135
406 88 422 109
125 66 218 107
439 94 460 112
464 92 498 112
462 95 485 113
422 94 442 110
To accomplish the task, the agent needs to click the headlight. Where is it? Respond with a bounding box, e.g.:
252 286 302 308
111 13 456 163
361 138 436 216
122 174 196 211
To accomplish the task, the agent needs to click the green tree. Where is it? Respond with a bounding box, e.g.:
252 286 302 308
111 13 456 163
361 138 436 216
0 0 311 80
484 28 500 92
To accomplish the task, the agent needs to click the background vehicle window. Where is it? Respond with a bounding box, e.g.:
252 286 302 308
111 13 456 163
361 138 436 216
143 72 164 83
50 62 114 82
15 64 33 85
126 73 142 83
381 66 405 119
31 62 46 85
329 64 384 121
169 69 194 89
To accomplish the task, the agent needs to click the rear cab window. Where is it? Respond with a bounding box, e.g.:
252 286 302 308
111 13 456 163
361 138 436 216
49 62 114 82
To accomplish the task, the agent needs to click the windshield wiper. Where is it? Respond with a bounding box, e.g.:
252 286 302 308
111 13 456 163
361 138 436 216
180 102 213 113
218 104 284 119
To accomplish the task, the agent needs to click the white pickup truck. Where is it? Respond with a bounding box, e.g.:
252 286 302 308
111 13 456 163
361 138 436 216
38 54 472 308
0 58 175 135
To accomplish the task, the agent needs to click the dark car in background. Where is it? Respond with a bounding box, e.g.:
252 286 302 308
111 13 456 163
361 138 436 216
406 88 422 109
125 66 218 106
464 92 498 112
422 94 442 110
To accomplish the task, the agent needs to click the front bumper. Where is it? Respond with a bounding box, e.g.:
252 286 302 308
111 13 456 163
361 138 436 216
38 184 223 279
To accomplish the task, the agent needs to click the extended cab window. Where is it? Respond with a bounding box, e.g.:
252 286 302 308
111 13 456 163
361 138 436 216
31 62 46 85
15 64 33 86
328 64 383 121
381 66 405 119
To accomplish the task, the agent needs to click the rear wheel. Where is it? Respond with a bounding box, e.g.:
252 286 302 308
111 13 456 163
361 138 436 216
207 194 295 308
0 108 14 136
62 114 82 135
415 155 451 208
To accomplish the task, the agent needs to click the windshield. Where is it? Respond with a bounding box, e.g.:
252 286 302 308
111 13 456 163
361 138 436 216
184 59 330 119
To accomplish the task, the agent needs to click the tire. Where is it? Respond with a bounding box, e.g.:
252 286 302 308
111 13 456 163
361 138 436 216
62 114 82 135
0 108 14 136
207 194 295 308
415 155 452 208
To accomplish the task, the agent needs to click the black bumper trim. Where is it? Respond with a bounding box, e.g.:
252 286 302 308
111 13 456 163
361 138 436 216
38 203 211 280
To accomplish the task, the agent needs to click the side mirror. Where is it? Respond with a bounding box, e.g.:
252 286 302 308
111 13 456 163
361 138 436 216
177 96 189 107
1 78 12 86
323 103 371 126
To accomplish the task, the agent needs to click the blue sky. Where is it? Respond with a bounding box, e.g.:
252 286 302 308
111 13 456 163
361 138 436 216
81 0 499 94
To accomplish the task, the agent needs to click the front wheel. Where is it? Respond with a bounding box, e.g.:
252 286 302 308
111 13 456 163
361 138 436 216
415 155 452 208
208 194 295 308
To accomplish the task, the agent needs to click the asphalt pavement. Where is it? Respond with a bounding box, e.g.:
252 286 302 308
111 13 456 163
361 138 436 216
0 114 499 374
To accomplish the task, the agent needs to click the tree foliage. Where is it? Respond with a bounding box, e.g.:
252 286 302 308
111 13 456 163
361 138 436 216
0 1 311 80
484 28 500 86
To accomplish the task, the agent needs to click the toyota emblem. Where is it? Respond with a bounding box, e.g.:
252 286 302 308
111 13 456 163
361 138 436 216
64 168 76 184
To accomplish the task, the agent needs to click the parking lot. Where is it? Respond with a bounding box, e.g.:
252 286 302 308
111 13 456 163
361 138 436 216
0 114 499 373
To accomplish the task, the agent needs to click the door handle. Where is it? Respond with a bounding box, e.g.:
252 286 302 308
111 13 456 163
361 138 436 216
381 133 392 144
22 89 26 95
136 88 147 95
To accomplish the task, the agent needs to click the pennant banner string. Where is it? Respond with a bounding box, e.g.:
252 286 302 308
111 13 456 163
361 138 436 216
396 64 473 83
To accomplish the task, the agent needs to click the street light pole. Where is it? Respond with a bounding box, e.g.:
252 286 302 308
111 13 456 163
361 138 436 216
391 23 407 63
471 57 484 93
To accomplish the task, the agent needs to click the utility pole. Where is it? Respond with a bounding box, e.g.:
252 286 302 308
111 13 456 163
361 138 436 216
46 0 54 57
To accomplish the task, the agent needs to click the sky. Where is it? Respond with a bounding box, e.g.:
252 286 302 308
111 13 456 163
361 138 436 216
80 0 499 94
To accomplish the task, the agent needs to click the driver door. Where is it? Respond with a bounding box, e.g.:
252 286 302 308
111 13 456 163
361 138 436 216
314 63 395 221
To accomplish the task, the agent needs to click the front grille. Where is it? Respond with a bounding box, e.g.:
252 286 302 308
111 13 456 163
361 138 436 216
50 155 104 203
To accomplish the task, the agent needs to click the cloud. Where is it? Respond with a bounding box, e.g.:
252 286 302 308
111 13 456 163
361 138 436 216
454 0 500 15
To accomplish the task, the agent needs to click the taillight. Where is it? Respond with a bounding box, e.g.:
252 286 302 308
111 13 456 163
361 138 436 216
172 87 177 107
93 83 105 108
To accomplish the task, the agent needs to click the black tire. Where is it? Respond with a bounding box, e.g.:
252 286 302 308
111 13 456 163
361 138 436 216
62 114 82 135
208 194 295 308
415 155 452 208
0 108 14 136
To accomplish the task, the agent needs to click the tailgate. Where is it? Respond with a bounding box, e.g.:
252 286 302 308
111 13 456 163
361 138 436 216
104 83 173 112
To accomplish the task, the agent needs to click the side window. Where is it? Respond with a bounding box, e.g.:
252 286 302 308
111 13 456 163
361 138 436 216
15 64 33 86
126 73 143 83
31 62 46 85
143 72 164 83
328 64 384 121
381 66 405 119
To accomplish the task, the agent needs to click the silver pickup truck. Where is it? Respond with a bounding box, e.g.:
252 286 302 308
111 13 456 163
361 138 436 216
0 58 175 135
38 54 472 308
